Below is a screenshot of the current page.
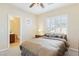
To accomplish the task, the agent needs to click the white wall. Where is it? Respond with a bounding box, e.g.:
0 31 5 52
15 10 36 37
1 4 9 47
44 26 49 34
37 4 79 50
0 8 8 50
0 4 37 50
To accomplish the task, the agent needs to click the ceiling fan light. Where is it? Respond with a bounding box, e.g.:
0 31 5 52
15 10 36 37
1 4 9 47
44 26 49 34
29 3 44 8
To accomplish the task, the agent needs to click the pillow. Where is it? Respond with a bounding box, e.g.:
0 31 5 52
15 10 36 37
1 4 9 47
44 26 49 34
44 33 55 37
44 33 67 41
53 33 67 40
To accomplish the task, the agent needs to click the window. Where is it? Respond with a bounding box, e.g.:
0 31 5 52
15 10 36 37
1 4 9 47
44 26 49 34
45 15 68 34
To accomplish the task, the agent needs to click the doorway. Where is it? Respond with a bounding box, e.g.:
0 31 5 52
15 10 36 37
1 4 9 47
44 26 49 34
9 16 20 48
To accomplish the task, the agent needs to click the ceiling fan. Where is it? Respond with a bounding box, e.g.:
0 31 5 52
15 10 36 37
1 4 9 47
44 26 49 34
29 3 44 8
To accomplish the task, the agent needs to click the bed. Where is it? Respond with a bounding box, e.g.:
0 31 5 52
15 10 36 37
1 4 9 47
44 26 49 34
20 33 69 56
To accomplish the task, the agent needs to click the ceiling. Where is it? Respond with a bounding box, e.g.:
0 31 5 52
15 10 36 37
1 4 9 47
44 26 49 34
11 3 73 15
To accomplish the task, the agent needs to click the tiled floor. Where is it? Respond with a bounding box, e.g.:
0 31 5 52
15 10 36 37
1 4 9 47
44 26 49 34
10 39 20 48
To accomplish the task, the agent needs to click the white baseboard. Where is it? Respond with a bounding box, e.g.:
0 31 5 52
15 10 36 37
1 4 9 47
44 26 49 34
68 48 78 56
69 48 78 52
0 48 8 52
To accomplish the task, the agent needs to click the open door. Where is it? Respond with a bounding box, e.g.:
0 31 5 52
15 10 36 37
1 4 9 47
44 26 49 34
9 16 20 48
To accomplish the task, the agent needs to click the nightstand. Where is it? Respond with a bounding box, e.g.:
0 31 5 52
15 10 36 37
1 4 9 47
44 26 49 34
10 34 16 43
35 35 44 38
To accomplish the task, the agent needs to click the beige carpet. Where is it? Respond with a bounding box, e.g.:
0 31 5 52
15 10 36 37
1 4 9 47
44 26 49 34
0 46 21 56
0 47 78 56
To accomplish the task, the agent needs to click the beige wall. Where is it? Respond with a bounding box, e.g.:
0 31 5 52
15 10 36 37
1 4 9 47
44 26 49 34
0 4 37 50
37 4 79 50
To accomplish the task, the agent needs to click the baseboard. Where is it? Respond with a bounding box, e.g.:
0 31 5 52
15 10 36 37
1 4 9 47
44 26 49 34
0 48 8 52
67 48 78 56
69 48 78 52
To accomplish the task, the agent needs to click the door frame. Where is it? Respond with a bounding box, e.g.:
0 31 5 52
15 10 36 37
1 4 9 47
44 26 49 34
8 14 22 48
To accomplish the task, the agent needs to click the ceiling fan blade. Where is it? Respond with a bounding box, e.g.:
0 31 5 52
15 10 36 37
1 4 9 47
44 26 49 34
29 3 35 8
40 3 44 8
